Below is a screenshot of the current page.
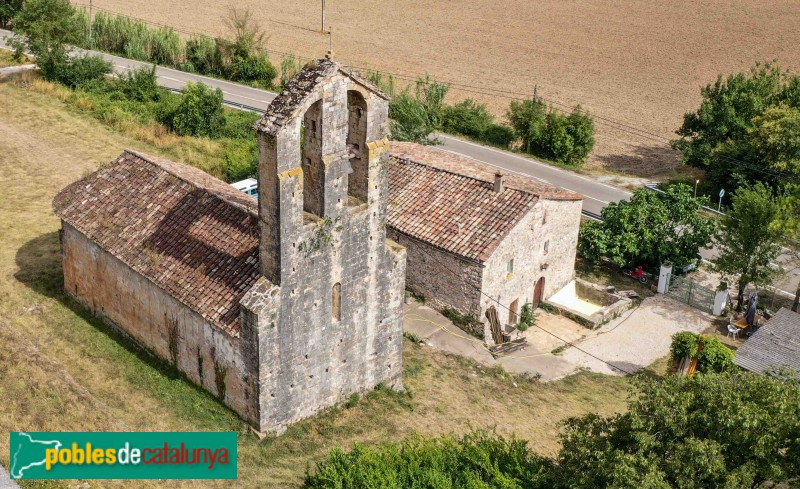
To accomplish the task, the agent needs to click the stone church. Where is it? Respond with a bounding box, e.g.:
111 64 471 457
52 59 407 434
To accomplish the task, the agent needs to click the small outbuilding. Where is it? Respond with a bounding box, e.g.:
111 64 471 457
385 142 583 342
734 307 800 375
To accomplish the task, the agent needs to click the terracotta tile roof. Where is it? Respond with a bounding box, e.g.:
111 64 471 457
387 152 539 263
389 141 583 200
52 150 261 336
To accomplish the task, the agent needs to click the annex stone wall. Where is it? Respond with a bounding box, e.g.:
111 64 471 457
387 229 483 319
61 223 258 424
481 198 582 329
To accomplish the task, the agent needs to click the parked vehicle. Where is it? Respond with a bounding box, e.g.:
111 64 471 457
622 265 649 284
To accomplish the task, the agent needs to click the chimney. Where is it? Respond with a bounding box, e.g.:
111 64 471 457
494 173 505 193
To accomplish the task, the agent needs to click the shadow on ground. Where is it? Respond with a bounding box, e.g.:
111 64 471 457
595 143 690 180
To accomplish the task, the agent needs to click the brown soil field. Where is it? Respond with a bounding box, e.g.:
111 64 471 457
83 0 800 179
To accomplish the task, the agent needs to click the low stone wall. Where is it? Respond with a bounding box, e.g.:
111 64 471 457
547 278 633 329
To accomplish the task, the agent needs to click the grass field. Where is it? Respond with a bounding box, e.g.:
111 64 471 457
80 0 800 180
0 75 640 488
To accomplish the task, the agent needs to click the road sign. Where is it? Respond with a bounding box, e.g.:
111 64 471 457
719 188 725 198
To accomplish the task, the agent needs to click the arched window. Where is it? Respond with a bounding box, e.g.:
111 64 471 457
332 282 341 321
301 100 324 216
347 90 368 202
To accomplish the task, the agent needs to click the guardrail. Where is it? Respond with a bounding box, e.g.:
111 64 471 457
581 210 603 221
643 183 726 217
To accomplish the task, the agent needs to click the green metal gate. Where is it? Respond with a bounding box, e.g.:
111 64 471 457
665 274 715 314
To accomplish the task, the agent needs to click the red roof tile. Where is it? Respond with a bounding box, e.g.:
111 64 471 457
52 150 261 336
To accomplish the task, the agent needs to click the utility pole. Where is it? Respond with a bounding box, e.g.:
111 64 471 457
321 0 326 32
533 84 538 101
88 0 93 45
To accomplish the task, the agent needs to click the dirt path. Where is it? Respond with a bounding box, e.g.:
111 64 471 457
85 0 800 178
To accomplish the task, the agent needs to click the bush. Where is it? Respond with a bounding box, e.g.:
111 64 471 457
517 302 536 332
56 55 113 88
119 65 162 102
482 123 516 148
389 76 449 145
184 36 224 76
280 56 301 89
164 82 225 137
228 53 277 89
223 138 258 181
507 99 595 165
670 332 735 374
304 431 555 488
220 110 260 140
442 98 494 139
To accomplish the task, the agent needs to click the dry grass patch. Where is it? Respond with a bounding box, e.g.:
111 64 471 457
0 77 633 488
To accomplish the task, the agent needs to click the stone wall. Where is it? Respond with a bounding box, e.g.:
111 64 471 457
480 198 582 329
61 223 258 424
386 229 484 319
252 67 406 434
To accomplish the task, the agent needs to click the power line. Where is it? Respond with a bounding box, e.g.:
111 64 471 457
72 3 800 186
401 234 638 376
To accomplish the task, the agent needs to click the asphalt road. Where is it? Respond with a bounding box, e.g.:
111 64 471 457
2 29 797 296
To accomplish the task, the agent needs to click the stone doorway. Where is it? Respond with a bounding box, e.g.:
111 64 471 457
533 277 545 306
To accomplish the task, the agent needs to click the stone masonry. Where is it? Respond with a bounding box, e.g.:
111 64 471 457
53 58 406 435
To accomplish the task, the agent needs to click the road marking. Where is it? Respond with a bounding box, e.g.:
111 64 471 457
439 134 632 196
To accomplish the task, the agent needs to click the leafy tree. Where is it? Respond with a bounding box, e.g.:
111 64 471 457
163 82 225 137
119 65 162 102
507 97 547 153
53 53 112 88
713 183 782 310
673 63 800 192
305 372 800 489
0 0 23 29
389 75 449 145
10 0 84 80
578 184 716 269
558 371 800 489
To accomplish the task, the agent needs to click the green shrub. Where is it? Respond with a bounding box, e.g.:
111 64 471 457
670 332 735 374
304 431 554 488
185 36 225 76
56 55 113 88
517 302 536 332
442 98 494 138
507 99 595 165
0 0 23 29
670 331 700 363
164 82 225 137
223 138 258 181
389 75 448 145
228 53 277 89
279 56 301 89
119 65 162 102
220 110 260 140
482 123 516 148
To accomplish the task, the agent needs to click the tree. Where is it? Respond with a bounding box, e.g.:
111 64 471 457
304 371 800 489
557 371 800 489
389 75 448 145
713 183 782 311
508 99 595 166
163 82 225 137
672 63 800 193
0 0 23 29
507 97 547 153
578 184 716 269
10 0 84 80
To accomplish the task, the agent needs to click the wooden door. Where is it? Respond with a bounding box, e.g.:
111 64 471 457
533 277 545 307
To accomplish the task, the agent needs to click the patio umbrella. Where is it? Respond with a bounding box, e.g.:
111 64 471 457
745 290 759 326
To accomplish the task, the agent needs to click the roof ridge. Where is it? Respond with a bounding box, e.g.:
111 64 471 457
390 154 534 197
123 149 258 218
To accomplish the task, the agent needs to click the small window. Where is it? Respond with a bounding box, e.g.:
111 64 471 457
309 119 317 136
509 298 519 324
332 283 341 321
506 259 514 274
543 241 549 255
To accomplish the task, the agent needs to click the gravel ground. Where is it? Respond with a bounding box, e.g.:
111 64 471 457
560 294 713 376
